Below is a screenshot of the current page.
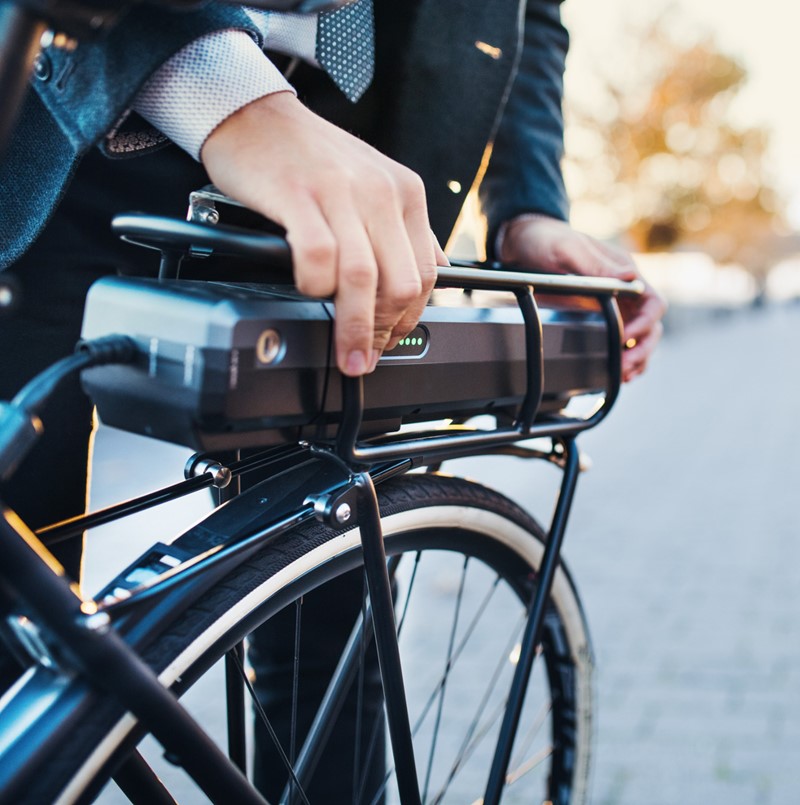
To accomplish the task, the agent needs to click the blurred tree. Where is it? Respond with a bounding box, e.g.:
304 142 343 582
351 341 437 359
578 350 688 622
564 12 787 282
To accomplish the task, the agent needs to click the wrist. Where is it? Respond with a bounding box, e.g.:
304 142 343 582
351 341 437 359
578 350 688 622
496 213 560 263
201 89 299 163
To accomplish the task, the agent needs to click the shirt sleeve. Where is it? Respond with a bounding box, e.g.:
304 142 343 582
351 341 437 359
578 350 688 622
478 0 570 256
132 28 296 161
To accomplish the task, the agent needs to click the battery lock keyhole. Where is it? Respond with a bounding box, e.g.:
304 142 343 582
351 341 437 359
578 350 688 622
256 329 284 365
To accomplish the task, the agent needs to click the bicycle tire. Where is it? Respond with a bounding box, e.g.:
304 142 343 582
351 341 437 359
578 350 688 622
22 473 594 804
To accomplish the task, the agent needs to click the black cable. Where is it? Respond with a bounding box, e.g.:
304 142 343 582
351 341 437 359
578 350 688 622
12 335 137 416
1 335 138 481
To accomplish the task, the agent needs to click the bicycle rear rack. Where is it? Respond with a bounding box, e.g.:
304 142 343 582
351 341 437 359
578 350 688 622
110 213 639 467
336 264 633 466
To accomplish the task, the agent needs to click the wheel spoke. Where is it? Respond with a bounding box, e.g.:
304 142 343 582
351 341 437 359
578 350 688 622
395 551 423 637
354 694 387 804
229 648 312 805
225 641 247 772
432 697 508 804
290 598 303 766
375 572 516 802
422 555 469 801
505 745 554 785
409 574 504 737
430 613 528 803
352 574 369 804
508 693 551 777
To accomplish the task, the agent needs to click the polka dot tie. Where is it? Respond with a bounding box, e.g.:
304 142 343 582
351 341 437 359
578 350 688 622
316 0 375 103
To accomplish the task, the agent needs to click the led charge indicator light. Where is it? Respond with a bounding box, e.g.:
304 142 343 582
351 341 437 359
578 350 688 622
382 326 429 359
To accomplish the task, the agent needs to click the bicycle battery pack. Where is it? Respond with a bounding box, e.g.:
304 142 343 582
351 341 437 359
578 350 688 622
80 277 610 450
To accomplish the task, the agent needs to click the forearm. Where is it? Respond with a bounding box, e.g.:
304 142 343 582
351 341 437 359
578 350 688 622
479 0 569 255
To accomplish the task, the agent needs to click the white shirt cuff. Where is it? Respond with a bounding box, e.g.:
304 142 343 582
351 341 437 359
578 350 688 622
266 11 319 65
133 28 296 161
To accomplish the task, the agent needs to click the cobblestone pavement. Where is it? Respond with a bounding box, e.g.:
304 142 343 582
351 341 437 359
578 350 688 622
454 302 800 805
85 302 800 803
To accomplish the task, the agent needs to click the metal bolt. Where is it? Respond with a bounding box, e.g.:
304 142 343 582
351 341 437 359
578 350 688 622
335 503 352 524
188 457 232 488
209 465 232 488
194 206 219 226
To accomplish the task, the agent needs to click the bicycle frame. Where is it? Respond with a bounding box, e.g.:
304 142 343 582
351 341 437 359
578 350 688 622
0 266 636 804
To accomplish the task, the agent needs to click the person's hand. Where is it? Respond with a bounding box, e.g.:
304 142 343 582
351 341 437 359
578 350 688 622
498 214 666 382
201 91 442 377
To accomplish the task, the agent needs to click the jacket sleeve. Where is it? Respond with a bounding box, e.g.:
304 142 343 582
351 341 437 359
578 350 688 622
478 0 570 255
30 4 259 152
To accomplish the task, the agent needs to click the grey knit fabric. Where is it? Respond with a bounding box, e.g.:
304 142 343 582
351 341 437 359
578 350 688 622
133 28 294 160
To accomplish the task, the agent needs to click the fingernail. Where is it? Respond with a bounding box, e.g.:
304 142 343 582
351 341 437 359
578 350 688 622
345 350 368 376
369 348 381 372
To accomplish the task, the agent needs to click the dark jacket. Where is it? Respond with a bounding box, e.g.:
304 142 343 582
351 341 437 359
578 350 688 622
0 0 568 269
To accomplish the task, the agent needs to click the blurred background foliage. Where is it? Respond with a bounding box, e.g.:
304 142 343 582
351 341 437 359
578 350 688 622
563 10 791 287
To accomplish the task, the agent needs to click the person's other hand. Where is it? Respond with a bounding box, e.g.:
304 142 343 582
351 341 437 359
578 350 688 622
201 92 442 377
499 214 666 382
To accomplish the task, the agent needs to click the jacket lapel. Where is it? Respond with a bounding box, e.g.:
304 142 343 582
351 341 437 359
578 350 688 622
383 0 524 243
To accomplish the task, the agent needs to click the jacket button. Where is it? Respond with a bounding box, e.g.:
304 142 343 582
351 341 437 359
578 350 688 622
33 52 52 82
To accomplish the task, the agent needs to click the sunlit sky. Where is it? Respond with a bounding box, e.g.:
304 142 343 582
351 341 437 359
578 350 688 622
562 0 800 230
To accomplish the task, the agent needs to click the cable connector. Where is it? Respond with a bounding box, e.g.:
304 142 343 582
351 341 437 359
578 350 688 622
0 336 140 482
75 335 138 365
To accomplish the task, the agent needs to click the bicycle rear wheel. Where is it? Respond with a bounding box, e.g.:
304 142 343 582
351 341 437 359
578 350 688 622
23 473 594 804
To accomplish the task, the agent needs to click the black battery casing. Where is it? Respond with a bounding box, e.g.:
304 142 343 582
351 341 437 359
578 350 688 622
80 277 609 450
